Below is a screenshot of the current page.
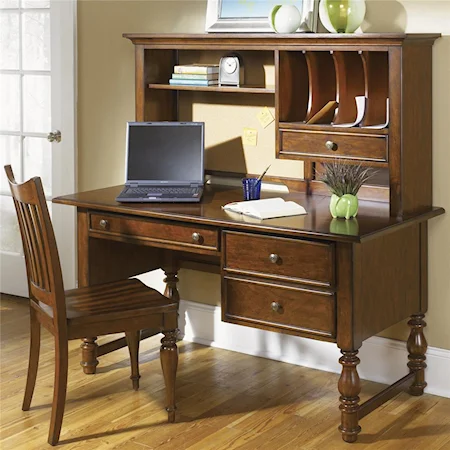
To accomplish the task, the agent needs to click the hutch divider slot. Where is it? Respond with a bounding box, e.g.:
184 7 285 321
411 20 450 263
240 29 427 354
305 52 337 123
278 51 309 123
332 51 365 125
361 51 389 127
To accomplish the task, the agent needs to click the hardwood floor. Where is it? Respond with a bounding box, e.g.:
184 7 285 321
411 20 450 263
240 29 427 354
1 293 449 449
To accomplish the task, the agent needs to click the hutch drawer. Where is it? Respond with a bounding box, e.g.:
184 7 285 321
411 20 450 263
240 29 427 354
89 213 219 251
223 231 334 288
223 276 336 339
279 129 388 164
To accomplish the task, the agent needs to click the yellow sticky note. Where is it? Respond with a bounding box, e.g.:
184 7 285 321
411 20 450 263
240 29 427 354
256 107 274 128
243 128 257 146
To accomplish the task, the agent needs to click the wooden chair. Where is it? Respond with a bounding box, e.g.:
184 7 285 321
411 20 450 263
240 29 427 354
4 165 179 446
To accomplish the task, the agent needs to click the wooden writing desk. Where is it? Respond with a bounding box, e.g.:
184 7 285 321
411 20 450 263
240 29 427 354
54 184 444 443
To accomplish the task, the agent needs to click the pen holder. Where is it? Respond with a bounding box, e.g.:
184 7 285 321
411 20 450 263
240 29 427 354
242 177 261 201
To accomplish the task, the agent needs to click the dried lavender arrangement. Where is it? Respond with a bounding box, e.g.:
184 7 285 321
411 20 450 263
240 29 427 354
319 162 374 219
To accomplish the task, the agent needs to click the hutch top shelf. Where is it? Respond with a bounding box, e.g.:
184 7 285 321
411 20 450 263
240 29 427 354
123 33 440 46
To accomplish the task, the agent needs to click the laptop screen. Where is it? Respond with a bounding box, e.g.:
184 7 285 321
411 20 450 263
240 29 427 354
126 122 204 184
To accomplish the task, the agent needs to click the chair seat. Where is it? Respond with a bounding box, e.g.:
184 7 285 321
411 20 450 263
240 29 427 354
65 279 177 321
39 279 177 326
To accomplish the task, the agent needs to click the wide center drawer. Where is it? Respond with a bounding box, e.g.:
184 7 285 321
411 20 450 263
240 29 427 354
223 276 336 339
223 231 334 287
89 213 219 252
279 129 387 163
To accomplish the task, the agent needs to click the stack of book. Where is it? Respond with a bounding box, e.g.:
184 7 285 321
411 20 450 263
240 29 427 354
169 64 219 87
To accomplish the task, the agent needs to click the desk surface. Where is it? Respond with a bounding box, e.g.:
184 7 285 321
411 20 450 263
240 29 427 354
53 184 444 243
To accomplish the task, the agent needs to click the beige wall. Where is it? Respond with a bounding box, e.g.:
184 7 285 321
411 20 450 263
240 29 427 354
78 0 450 350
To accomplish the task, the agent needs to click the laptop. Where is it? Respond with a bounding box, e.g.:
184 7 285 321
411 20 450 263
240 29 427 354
116 121 205 203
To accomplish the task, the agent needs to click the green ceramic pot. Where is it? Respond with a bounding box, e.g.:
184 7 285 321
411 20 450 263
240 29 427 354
319 0 366 33
329 193 358 219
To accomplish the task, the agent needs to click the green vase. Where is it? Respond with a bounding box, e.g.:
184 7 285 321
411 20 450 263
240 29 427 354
329 194 358 219
319 0 366 33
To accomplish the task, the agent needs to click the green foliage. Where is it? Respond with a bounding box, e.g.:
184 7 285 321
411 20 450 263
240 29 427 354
320 162 373 197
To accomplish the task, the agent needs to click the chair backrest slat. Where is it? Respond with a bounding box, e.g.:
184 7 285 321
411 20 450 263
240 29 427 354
15 200 39 285
4 165 67 329
22 202 46 288
29 203 51 291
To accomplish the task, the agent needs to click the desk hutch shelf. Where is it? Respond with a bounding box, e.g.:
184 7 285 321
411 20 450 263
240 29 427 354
124 33 439 218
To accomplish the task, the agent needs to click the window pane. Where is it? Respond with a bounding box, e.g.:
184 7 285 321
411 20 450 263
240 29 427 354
0 12 19 70
23 74 50 132
0 74 20 131
0 0 19 8
22 0 50 8
0 135 21 192
22 10 50 70
0 194 23 254
24 136 51 195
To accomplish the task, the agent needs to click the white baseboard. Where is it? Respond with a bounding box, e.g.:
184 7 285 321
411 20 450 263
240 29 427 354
178 299 450 399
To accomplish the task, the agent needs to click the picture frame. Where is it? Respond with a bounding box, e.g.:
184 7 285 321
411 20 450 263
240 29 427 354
205 0 319 33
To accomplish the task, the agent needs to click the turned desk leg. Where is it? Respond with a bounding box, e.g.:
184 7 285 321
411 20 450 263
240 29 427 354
407 313 428 396
163 263 180 304
160 329 178 423
338 350 361 443
80 337 99 374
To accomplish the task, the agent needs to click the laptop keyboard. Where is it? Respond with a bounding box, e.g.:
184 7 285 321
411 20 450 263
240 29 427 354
125 187 199 196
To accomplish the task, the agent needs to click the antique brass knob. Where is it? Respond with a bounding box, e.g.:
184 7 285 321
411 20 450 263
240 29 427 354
192 232 201 243
271 302 282 312
47 130 62 143
269 253 279 264
325 140 338 151
99 219 108 229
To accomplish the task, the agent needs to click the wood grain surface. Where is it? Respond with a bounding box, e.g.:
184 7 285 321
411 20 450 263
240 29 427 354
53 184 444 244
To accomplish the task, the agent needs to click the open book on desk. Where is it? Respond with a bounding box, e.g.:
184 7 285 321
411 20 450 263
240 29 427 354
222 197 306 220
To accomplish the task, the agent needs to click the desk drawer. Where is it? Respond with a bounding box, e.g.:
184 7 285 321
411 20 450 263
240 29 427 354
223 277 336 338
279 129 387 163
223 232 334 287
90 213 219 252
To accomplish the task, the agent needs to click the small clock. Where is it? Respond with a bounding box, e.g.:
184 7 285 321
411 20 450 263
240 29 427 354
219 53 244 87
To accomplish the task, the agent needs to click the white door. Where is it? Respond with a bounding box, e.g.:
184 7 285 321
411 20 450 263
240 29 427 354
0 0 77 296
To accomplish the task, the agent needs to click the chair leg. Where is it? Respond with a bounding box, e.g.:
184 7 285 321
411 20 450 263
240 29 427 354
48 338 69 446
125 331 141 391
22 308 41 411
160 329 178 423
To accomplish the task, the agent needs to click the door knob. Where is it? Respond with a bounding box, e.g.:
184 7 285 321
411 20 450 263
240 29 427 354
47 130 62 143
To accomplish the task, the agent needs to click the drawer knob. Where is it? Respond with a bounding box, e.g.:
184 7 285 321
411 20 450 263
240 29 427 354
325 141 338 151
269 253 279 264
99 219 108 229
271 302 282 312
192 232 201 243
